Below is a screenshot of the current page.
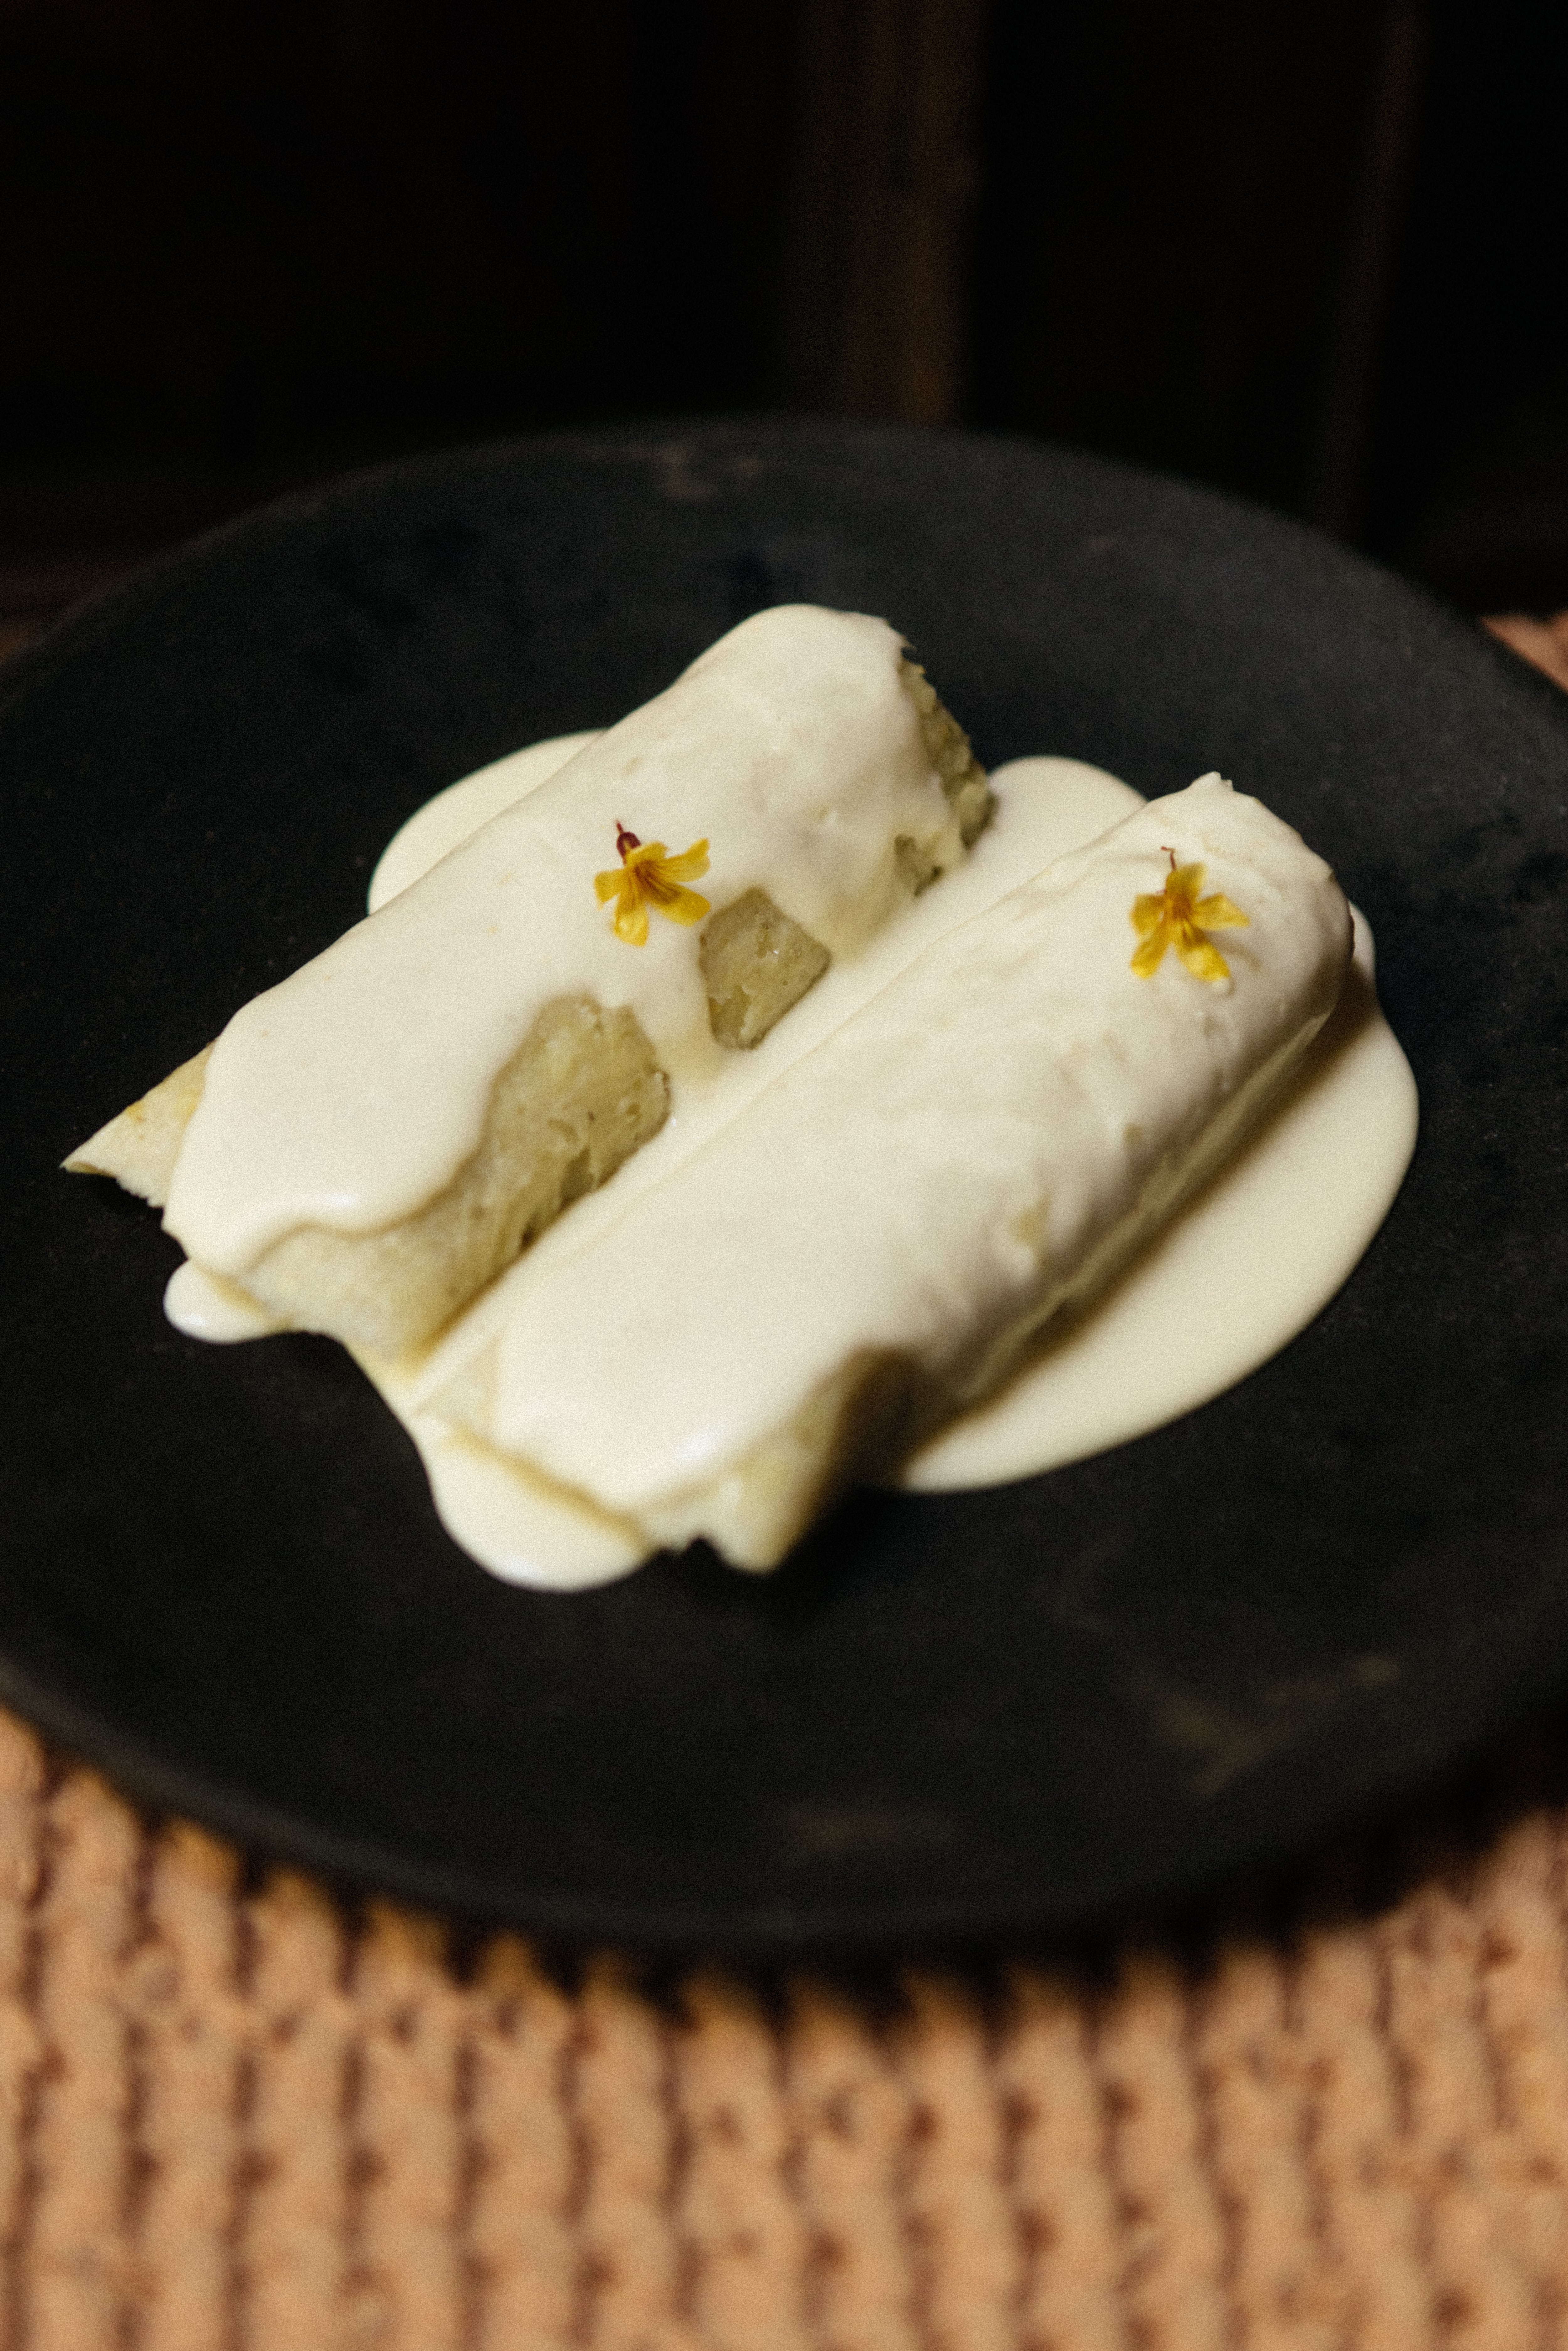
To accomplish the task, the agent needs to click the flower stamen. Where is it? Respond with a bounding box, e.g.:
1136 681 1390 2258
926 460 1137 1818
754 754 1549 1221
595 824 712 945
1130 854 1248 983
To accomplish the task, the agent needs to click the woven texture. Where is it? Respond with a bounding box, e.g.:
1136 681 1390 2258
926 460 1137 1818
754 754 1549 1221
10 603 1568 2345
4 1707 1568 2349
1484 612 1568 695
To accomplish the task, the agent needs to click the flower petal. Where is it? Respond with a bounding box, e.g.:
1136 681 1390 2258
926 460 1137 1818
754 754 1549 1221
659 838 710 884
1175 926 1230 982
1194 891 1248 930
1131 892 1166 937
655 883 710 926
612 884 650 946
1130 928 1170 977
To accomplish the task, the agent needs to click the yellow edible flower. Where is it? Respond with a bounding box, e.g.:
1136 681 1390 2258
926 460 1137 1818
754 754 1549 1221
595 823 711 945
1130 850 1249 982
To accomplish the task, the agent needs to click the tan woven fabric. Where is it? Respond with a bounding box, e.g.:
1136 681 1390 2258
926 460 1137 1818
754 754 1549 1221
10 601 1568 2344
1485 612 1568 695
3 1704 1568 2348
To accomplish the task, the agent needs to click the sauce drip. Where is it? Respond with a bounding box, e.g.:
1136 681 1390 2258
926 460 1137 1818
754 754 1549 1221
167 742 1417 1587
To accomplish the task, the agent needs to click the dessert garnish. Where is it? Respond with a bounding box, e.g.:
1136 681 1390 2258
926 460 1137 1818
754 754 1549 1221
595 824 711 945
66 609 984 1364
65 591 1421 1591
461 777 1352 1568
1130 848 1249 982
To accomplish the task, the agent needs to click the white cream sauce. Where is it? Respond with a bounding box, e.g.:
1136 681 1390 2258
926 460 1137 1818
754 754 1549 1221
905 906 1410 1487
163 608 967 1275
368 731 603 911
455 778 1355 1567
160 733 1417 1586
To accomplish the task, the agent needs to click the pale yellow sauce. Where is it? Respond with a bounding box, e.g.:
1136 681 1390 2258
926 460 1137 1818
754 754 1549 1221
163 609 968 1275
166 738 1417 1589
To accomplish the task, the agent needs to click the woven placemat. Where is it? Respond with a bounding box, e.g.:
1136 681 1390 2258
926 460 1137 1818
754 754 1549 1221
1484 612 1568 696
3 1700 1568 2350
10 601 1568 2346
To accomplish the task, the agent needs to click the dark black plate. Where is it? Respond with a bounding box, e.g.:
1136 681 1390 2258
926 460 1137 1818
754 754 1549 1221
6 419 1568 1952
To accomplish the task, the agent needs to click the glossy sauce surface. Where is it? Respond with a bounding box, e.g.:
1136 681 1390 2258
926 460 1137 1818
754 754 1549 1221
168 737 1416 1586
163 609 966 1275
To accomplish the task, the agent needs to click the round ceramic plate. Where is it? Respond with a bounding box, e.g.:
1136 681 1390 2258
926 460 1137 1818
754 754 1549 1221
6 420 1568 1951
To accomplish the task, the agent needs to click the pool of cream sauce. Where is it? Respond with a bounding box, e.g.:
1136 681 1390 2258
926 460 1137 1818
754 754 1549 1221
165 735 1418 1588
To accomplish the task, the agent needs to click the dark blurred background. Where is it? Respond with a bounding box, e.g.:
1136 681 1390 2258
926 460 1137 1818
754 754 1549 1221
3 0 1565 659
